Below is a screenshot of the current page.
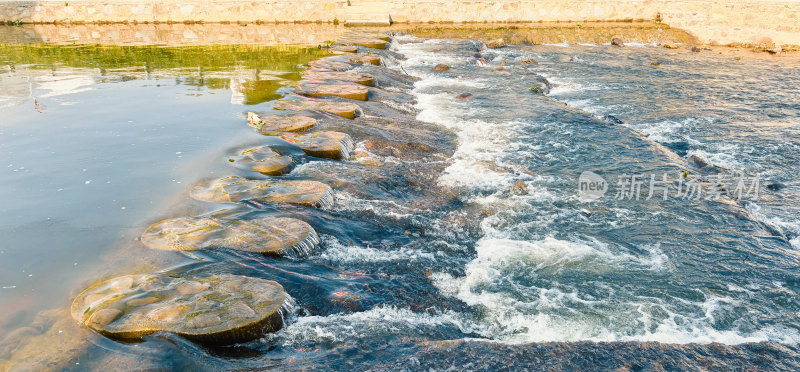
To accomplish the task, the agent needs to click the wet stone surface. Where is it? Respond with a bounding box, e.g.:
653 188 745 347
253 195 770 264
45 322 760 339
71 273 288 345
227 144 294 176
281 131 354 160
273 99 360 119
190 176 333 208
247 112 316 134
304 71 375 86
141 215 319 256
296 82 369 101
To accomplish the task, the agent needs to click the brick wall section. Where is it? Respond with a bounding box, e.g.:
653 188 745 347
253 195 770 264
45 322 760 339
1 0 799 45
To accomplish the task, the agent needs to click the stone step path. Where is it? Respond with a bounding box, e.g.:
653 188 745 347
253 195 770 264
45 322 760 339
72 31 395 345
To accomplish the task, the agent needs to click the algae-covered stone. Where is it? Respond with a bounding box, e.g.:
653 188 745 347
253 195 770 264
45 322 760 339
297 82 369 101
141 215 319 256
227 145 294 176
274 99 360 119
304 71 375 86
247 112 316 134
281 131 354 160
71 273 289 345
190 176 333 208
433 64 450 72
348 54 381 66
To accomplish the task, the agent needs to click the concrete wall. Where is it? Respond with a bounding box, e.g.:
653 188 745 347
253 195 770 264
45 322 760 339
1 0 799 45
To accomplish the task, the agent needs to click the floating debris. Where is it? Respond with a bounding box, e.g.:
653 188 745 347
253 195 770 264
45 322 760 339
247 112 316 134
71 273 291 345
141 215 319 257
274 99 360 119
227 145 294 176
191 176 333 208
296 82 369 101
281 131 354 160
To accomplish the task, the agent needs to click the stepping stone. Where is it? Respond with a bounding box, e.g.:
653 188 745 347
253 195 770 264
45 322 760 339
71 273 289 345
191 176 333 208
348 54 381 66
247 112 316 134
351 40 387 49
274 99 359 119
297 82 369 101
281 131 354 160
141 215 319 256
331 45 358 53
309 57 353 71
304 71 375 86
227 145 293 176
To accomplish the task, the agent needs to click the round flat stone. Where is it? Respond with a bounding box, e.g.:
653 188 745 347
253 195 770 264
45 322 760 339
348 54 381 66
352 40 387 49
297 82 369 101
141 215 319 256
247 112 315 134
304 71 374 86
281 131 354 160
190 176 333 208
309 57 353 71
331 45 358 53
71 273 288 345
274 99 359 119
227 145 293 176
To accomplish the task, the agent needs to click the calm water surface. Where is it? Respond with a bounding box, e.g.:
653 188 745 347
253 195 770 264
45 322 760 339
1 28 800 370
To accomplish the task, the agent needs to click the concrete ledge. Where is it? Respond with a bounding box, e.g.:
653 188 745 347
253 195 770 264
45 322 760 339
1 0 799 45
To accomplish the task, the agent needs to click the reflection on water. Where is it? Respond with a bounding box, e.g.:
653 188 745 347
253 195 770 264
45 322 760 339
0 40 329 352
0 43 330 107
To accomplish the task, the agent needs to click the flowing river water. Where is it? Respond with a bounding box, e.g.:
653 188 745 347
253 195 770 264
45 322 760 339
1 26 800 370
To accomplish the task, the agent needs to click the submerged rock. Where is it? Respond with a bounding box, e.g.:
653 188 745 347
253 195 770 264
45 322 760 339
297 82 369 101
521 59 538 65
486 39 506 49
281 131 355 160
664 43 680 49
247 112 316 134
71 273 289 345
433 64 450 72
141 215 319 256
274 99 360 119
304 71 375 86
190 176 333 208
457 93 473 99
611 37 625 47
227 145 294 176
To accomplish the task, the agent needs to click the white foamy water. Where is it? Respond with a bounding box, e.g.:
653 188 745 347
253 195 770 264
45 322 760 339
389 36 800 346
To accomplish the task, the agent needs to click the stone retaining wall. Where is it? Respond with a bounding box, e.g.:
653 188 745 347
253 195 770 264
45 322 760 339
1 0 799 45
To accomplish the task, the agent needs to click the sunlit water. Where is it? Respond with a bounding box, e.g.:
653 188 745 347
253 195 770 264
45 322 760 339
2 31 800 370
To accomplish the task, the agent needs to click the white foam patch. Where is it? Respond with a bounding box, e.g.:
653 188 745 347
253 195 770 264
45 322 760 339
318 235 439 263
431 237 799 344
332 191 419 220
271 306 479 345
746 202 800 249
